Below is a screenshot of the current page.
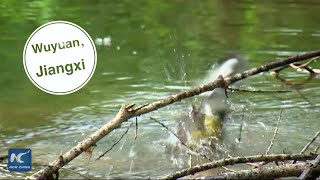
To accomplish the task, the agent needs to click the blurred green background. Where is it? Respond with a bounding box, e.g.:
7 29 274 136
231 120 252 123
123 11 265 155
0 0 319 178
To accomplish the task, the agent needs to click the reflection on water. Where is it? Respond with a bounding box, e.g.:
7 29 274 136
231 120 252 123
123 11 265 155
1 0 320 178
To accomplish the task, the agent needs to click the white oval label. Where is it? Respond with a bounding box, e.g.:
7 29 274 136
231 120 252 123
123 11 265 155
23 21 97 95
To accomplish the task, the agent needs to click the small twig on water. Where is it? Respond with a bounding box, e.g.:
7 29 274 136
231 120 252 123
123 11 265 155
236 111 245 143
135 117 138 140
266 109 283 155
96 123 133 160
150 117 212 161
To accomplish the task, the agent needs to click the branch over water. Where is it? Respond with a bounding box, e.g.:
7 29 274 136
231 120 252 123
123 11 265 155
28 50 320 180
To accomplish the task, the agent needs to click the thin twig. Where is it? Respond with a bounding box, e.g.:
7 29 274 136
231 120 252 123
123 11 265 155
293 131 320 165
300 131 320 154
222 166 237 172
135 117 138 140
150 117 212 161
289 64 316 74
236 111 245 143
289 57 319 74
96 123 133 160
294 57 319 68
274 57 319 74
228 87 290 93
243 109 283 168
266 109 283 155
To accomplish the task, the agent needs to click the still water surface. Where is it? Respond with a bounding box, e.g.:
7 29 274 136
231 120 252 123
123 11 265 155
0 1 320 178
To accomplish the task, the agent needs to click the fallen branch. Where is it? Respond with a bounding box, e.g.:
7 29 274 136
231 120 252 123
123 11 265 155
197 163 308 180
161 153 317 180
28 50 320 179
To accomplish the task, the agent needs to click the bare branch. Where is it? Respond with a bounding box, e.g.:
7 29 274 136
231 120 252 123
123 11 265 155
161 153 317 180
197 163 308 180
28 105 133 179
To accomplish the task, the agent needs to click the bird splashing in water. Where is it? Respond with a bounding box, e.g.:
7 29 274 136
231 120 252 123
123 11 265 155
174 57 247 168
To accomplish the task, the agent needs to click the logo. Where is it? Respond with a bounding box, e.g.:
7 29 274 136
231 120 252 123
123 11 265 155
23 21 97 95
8 148 32 172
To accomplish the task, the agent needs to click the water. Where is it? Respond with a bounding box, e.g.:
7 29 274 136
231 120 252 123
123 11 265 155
1 0 320 179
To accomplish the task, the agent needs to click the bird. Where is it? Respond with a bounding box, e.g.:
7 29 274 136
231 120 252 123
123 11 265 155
177 57 246 151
